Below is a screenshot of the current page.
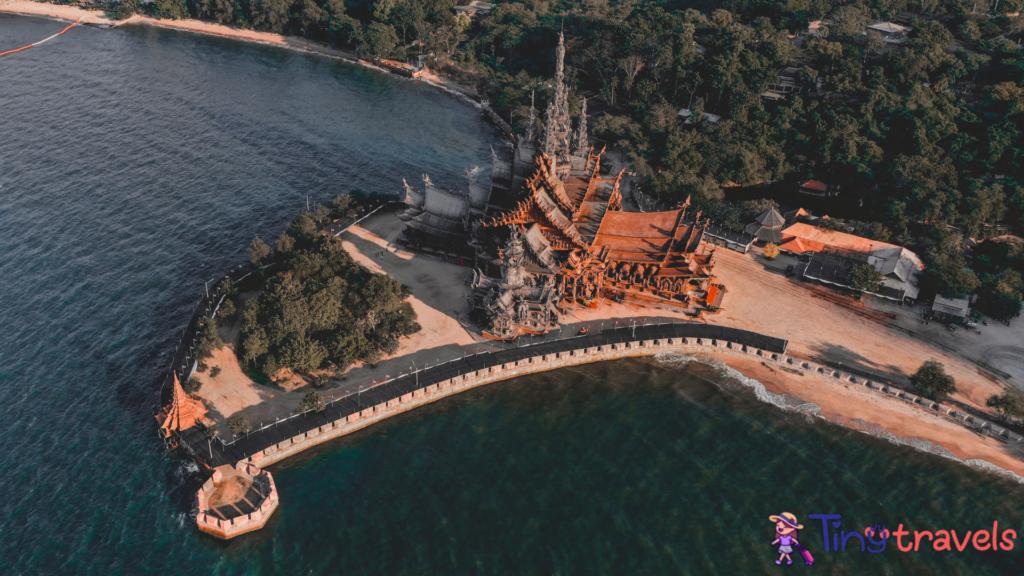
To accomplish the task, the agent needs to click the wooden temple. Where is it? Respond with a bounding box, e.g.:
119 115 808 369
155 373 209 437
401 33 725 340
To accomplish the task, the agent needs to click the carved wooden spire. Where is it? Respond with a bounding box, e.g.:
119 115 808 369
542 32 572 173
525 90 536 142
573 97 588 152
156 372 208 437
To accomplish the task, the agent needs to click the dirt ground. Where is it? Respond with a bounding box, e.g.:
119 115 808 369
193 214 1016 448
207 465 255 509
192 211 481 434
707 246 1013 411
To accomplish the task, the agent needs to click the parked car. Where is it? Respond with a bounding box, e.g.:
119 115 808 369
948 323 958 331
965 321 978 328
785 264 795 277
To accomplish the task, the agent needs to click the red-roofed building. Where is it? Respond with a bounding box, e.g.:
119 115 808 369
781 223 924 301
799 180 828 196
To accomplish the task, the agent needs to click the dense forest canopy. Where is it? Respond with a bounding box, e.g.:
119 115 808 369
234 195 421 379
117 0 1024 312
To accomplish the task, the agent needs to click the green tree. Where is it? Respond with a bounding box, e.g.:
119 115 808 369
847 264 885 292
249 236 271 265
195 317 223 360
113 0 140 20
155 0 189 20
250 0 291 33
977 270 1024 319
192 0 235 24
183 376 203 395
227 414 253 435
219 298 237 319
298 389 326 413
922 253 980 298
321 0 356 45
910 360 958 399
290 212 318 237
210 366 222 378
987 388 1024 422
356 21 400 61
958 20 982 42
276 233 295 255
332 194 353 214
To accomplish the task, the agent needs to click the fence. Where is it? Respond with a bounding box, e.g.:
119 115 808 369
176 323 788 467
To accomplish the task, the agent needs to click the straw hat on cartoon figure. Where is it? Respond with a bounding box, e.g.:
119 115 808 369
770 512 813 566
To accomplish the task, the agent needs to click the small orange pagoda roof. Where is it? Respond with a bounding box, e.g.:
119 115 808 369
155 373 208 436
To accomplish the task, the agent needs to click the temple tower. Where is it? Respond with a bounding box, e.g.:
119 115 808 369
499 226 528 289
542 32 572 176
572 97 588 153
525 90 536 142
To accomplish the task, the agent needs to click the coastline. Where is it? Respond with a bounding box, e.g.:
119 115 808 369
16 3 1016 488
688 353 1024 481
173 209 1024 486
0 4 501 123
177 320 1024 483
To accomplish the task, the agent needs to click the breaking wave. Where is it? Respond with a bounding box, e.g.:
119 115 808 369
652 352 1024 484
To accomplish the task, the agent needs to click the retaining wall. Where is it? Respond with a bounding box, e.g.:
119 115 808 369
226 337 1024 470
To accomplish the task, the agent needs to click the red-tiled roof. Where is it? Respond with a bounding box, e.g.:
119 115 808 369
799 180 827 192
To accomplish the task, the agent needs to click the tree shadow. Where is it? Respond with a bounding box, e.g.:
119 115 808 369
807 342 910 385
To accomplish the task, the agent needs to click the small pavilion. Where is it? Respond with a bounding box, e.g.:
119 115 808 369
155 373 209 436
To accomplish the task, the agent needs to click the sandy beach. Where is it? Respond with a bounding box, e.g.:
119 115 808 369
0 2 289 44
715 353 1024 478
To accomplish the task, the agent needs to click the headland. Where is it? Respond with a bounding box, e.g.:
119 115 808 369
111 19 1024 539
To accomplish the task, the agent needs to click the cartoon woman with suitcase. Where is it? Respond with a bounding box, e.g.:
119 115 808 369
770 512 813 566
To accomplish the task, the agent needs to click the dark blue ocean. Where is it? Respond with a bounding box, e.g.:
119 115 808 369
2 15 1024 574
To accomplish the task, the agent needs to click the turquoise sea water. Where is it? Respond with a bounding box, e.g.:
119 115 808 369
1 15 1023 574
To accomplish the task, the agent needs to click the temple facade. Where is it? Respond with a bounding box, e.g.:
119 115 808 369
401 33 725 340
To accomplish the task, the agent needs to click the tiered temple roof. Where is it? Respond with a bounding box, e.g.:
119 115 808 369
403 33 724 339
155 373 208 437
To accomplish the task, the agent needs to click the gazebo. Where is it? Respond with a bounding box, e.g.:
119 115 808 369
745 208 786 243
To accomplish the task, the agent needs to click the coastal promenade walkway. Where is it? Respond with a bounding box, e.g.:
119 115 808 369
178 323 788 467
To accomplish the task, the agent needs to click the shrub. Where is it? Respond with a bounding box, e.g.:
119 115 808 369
210 366 222 379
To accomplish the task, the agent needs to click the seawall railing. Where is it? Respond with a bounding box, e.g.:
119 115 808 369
178 324 788 467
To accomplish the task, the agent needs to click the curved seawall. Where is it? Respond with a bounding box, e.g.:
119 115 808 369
178 324 789 468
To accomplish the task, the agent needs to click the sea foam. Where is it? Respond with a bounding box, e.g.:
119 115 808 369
652 352 1024 484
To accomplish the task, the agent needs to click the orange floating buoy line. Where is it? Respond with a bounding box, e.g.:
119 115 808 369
0 17 81 58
